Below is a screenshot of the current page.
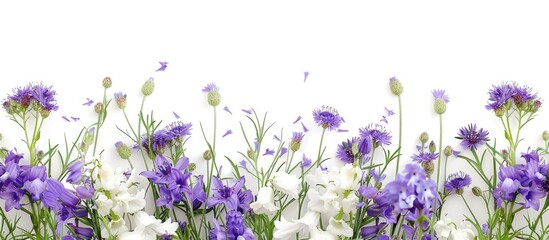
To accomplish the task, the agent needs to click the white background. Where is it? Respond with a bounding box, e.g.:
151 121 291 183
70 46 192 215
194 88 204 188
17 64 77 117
1 0 549 231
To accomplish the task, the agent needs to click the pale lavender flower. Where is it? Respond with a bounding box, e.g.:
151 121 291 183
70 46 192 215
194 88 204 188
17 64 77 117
202 83 219 93
432 89 449 103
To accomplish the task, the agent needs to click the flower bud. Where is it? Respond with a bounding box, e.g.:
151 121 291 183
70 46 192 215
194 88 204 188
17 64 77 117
115 141 132 160
40 109 50 118
247 149 255 160
422 161 435 177
419 132 429 144
188 163 196 172
429 141 436 153
94 102 104 114
290 141 301 152
114 92 127 109
207 91 221 107
203 150 212 161
102 76 112 89
501 149 509 162
141 78 155 96
456 188 464 195
36 150 45 161
0 147 8 159
472 186 482 197
434 99 447 114
389 77 403 96
443 145 454 157
543 131 549 141
494 107 506 118
375 182 383 190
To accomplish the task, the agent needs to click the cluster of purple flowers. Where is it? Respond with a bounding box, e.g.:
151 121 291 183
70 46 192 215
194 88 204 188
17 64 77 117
209 210 254 240
493 150 549 210
0 151 93 239
2 83 59 115
486 82 541 113
365 164 439 239
141 155 205 210
140 121 192 155
0 151 46 211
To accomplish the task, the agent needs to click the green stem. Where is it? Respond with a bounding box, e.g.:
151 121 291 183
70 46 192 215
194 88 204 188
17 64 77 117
316 128 326 167
92 87 107 156
396 95 403 174
436 113 443 189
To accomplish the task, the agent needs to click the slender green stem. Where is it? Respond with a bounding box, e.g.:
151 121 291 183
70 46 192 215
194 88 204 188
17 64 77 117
396 95 403 174
92 87 107 156
316 128 326 167
436 113 443 189
461 194 480 227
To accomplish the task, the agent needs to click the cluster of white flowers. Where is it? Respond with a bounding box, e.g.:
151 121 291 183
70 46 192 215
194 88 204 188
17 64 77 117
434 218 476 240
92 163 178 239
272 164 362 239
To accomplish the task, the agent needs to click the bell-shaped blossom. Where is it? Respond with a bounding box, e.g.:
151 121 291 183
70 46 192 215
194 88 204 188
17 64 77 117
271 172 300 199
250 186 278 215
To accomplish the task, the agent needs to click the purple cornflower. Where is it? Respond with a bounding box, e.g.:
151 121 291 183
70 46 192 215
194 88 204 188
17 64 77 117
165 121 192 143
336 137 360 164
66 160 84 184
456 124 489 150
114 92 127 109
31 83 59 112
312 106 342 130
444 172 471 194
432 89 449 103
411 152 439 164
360 124 392 148
202 83 219 93
511 83 537 106
141 130 171 155
486 83 514 110
4 83 58 113
207 176 246 211
290 132 304 152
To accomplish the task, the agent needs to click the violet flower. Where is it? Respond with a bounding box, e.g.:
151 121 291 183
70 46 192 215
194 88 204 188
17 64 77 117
360 124 392 148
456 124 489 150
66 160 84 184
444 172 472 194
312 105 342 130
207 176 247 211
